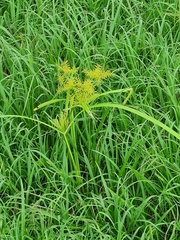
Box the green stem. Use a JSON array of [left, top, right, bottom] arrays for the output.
[[70, 109, 81, 182], [63, 133, 81, 184]]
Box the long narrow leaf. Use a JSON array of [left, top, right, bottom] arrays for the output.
[[33, 99, 66, 111], [90, 103, 180, 140]]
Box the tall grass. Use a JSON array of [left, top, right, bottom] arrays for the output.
[[0, 0, 180, 239]]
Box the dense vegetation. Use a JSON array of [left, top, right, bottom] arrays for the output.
[[0, 0, 180, 239]]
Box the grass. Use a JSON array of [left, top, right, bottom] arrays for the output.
[[0, 0, 180, 239]]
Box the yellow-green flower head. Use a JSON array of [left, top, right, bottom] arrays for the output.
[[83, 79, 95, 95], [58, 75, 64, 85], [63, 78, 75, 91], [53, 112, 68, 133], [70, 78, 95, 104], [59, 61, 78, 75], [57, 62, 112, 110], [83, 65, 112, 85]]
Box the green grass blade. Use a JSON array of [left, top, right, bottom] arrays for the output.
[[90, 103, 180, 140]]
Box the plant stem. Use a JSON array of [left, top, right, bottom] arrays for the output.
[[63, 133, 82, 184]]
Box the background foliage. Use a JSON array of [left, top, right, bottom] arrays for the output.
[[0, 0, 180, 239]]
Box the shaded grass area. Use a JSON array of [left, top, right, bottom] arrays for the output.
[[0, 0, 180, 239]]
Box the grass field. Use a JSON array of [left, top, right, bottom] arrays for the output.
[[0, 0, 180, 239]]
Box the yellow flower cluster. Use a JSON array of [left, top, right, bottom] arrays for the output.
[[57, 62, 112, 106], [58, 61, 78, 75], [83, 65, 112, 85], [75, 78, 96, 104]]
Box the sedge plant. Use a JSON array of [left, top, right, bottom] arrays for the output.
[[33, 62, 180, 185], [1, 62, 180, 185], [34, 62, 133, 184]]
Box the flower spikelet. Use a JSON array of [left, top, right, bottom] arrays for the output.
[[57, 61, 77, 92], [75, 79, 96, 104], [84, 65, 112, 85], [63, 78, 75, 91], [83, 79, 95, 95], [53, 111, 68, 133], [59, 61, 78, 75]]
